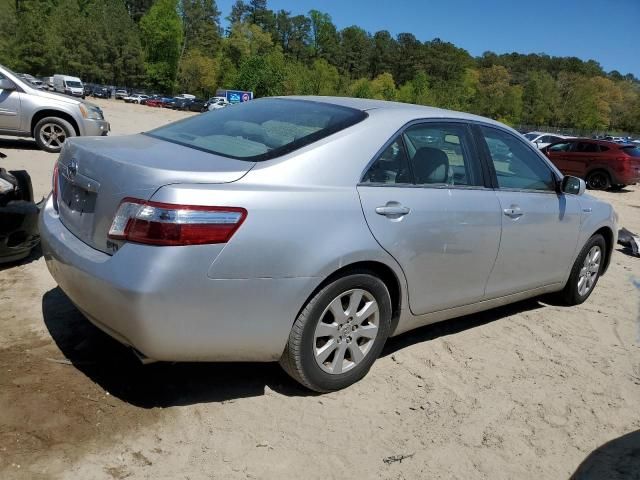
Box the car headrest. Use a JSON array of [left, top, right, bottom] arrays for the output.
[[412, 147, 450, 184]]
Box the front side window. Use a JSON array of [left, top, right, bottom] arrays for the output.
[[361, 137, 412, 184], [480, 125, 557, 191], [147, 98, 367, 161], [402, 123, 482, 186], [549, 142, 572, 152]]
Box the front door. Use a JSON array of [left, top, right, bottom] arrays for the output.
[[477, 125, 582, 298], [0, 74, 21, 131], [358, 121, 502, 315]]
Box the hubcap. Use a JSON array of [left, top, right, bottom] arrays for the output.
[[577, 245, 601, 297], [39, 123, 66, 149], [313, 288, 379, 374]]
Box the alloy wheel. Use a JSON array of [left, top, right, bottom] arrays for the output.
[[39, 123, 66, 149], [577, 245, 601, 296], [313, 288, 379, 374]]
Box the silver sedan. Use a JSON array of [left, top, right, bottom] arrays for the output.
[[40, 97, 617, 391]]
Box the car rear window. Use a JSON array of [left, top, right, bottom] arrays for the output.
[[146, 98, 367, 161], [622, 146, 640, 157]]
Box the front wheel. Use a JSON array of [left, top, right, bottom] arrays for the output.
[[280, 272, 392, 392], [33, 117, 75, 153], [557, 234, 606, 305]]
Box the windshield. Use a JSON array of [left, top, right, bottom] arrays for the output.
[[523, 133, 539, 141], [65, 81, 82, 88], [146, 98, 367, 161]]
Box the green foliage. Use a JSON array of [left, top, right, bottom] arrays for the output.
[[139, 0, 183, 92], [1, 0, 638, 133]]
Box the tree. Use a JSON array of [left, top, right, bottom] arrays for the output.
[[522, 70, 559, 125], [370, 30, 396, 78], [178, 48, 219, 96], [140, 0, 183, 92], [308, 9, 339, 61], [180, 0, 222, 53], [338, 26, 371, 78]]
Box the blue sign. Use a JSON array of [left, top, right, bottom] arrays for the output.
[[218, 90, 253, 104]]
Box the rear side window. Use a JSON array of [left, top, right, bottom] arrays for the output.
[[146, 98, 367, 161], [361, 137, 413, 184], [622, 146, 640, 157], [575, 142, 599, 153], [480, 126, 557, 191], [402, 123, 482, 186]]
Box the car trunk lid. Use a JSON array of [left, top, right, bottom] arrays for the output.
[[56, 134, 255, 254]]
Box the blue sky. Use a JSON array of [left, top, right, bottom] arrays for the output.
[[217, 0, 640, 77]]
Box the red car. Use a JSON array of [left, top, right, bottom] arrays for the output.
[[542, 138, 640, 190], [145, 98, 164, 108]]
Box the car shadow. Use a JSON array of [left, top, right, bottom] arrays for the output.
[[382, 298, 545, 357], [42, 287, 317, 408], [43, 287, 547, 408], [0, 137, 40, 151], [570, 430, 640, 479], [616, 246, 639, 259], [0, 244, 43, 271]]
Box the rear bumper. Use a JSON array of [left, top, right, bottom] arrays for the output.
[[39, 196, 315, 362]]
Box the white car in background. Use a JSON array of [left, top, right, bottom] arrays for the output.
[[124, 94, 149, 104], [524, 132, 569, 149], [207, 96, 229, 111]]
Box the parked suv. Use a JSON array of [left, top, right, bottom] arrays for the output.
[[542, 138, 640, 190], [0, 64, 109, 152]]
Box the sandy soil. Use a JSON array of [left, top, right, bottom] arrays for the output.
[[1, 99, 639, 480]]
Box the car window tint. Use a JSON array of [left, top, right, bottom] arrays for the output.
[[402, 123, 481, 186], [361, 137, 413, 184], [549, 142, 572, 152], [599, 145, 610, 152], [480, 126, 556, 191], [576, 142, 599, 153]]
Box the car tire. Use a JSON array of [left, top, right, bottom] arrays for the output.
[[586, 170, 611, 190], [557, 234, 606, 306], [33, 117, 75, 153], [280, 271, 392, 392]]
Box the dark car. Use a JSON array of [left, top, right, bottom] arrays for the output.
[[171, 97, 193, 110], [186, 98, 207, 112], [92, 87, 111, 99], [0, 152, 41, 264], [542, 138, 640, 190]]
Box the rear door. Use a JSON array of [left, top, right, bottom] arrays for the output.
[[358, 121, 502, 315], [476, 125, 581, 297]]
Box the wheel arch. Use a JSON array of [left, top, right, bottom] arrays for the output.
[[297, 260, 404, 335], [585, 168, 613, 187], [593, 226, 614, 275], [31, 110, 80, 137]]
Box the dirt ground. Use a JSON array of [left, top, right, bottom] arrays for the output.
[[1, 99, 639, 480]]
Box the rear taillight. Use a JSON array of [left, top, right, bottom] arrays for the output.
[[108, 198, 247, 246], [52, 162, 59, 212]]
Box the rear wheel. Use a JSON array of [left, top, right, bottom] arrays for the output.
[[586, 170, 611, 190], [557, 234, 606, 305], [34, 117, 75, 153], [280, 272, 392, 392]]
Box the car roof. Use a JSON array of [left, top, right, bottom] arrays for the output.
[[277, 96, 509, 129]]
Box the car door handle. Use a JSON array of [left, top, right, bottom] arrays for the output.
[[503, 207, 524, 218], [375, 204, 411, 217]]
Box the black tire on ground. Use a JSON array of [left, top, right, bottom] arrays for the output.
[[586, 170, 611, 190], [33, 117, 75, 153], [280, 271, 393, 392], [557, 234, 606, 306], [609, 184, 625, 191]]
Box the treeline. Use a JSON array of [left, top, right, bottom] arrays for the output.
[[1, 0, 639, 132]]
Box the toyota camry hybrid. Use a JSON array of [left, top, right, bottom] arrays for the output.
[[40, 97, 618, 392]]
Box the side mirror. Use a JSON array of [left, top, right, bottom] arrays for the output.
[[0, 78, 16, 91], [561, 175, 586, 195]]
